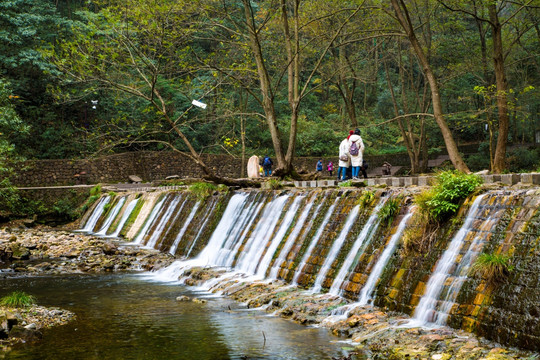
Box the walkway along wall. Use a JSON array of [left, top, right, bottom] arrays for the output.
[[78, 186, 540, 351]]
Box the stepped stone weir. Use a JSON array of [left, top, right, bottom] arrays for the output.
[[78, 187, 540, 351]]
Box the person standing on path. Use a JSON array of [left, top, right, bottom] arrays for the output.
[[338, 134, 350, 181], [348, 128, 365, 180], [262, 155, 273, 177], [327, 161, 334, 177], [316, 159, 323, 174]]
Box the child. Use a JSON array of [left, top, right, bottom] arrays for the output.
[[327, 161, 334, 176]]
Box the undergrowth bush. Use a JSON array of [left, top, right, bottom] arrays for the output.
[[357, 190, 375, 210], [415, 170, 483, 223], [471, 253, 514, 285], [266, 179, 282, 190], [378, 197, 399, 227], [188, 182, 218, 199], [0, 291, 36, 308]]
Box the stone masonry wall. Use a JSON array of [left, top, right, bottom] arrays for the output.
[[11, 151, 412, 187]]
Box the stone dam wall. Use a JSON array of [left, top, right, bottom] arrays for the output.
[[79, 187, 540, 350]]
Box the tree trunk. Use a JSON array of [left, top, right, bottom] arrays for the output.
[[391, 0, 470, 173], [489, 4, 509, 173], [242, 0, 287, 172]]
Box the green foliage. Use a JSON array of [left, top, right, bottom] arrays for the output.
[[0, 291, 36, 308], [507, 147, 540, 172], [357, 190, 375, 210], [188, 182, 217, 199], [471, 253, 514, 285], [378, 198, 399, 227], [338, 180, 352, 187], [90, 185, 102, 197], [416, 171, 483, 222], [266, 179, 282, 190]]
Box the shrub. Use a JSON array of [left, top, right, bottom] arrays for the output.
[[338, 180, 352, 187], [0, 291, 36, 308], [266, 179, 282, 190], [357, 190, 375, 210], [188, 182, 218, 199], [416, 170, 483, 222], [507, 147, 539, 172], [471, 253, 514, 285], [378, 197, 399, 227]]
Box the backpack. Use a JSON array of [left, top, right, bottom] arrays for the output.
[[349, 141, 359, 156], [263, 157, 271, 166]]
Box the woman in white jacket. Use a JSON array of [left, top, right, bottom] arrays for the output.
[[338, 134, 351, 181], [348, 128, 365, 179]]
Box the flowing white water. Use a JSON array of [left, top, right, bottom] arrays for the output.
[[292, 197, 339, 285], [145, 195, 183, 249], [193, 193, 250, 266], [157, 195, 188, 248], [234, 195, 290, 276], [169, 200, 201, 255], [107, 198, 139, 238], [255, 196, 305, 278], [218, 196, 268, 267], [185, 199, 218, 258], [357, 208, 414, 305], [311, 205, 361, 293], [328, 198, 386, 296], [80, 196, 110, 232], [268, 195, 320, 280], [133, 195, 167, 244], [411, 194, 490, 325], [94, 197, 126, 236]]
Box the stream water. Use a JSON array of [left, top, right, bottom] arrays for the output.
[[2, 274, 348, 360]]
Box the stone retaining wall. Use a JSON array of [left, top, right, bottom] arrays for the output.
[[11, 151, 413, 187]]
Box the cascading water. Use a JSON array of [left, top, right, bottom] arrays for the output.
[[411, 194, 490, 325], [168, 200, 200, 255], [234, 194, 290, 275], [107, 198, 139, 238], [357, 208, 414, 305], [268, 193, 321, 280], [80, 196, 110, 232], [311, 205, 360, 293], [255, 196, 305, 278], [292, 197, 339, 286], [94, 197, 126, 236], [328, 198, 386, 296], [185, 199, 218, 258], [145, 195, 183, 249], [133, 195, 167, 244]]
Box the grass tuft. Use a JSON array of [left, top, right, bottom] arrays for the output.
[[0, 291, 36, 308]]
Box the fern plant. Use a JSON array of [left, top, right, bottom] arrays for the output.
[[378, 198, 399, 227], [188, 182, 218, 200]]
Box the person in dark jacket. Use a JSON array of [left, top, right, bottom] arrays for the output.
[[262, 155, 273, 177]]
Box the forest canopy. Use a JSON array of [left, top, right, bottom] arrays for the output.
[[2, 0, 539, 176]]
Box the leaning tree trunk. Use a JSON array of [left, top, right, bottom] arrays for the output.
[[391, 0, 470, 173]]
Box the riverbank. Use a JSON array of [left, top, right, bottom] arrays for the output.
[[180, 267, 539, 360], [0, 226, 175, 355]]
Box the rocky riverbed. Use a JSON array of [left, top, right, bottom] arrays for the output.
[[0, 225, 175, 354], [181, 267, 539, 360]]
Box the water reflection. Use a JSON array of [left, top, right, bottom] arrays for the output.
[[2, 274, 345, 360]]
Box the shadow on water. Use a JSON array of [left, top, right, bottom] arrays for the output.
[[2, 274, 349, 360]]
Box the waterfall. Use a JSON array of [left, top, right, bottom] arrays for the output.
[[311, 205, 361, 293], [328, 198, 386, 296], [358, 208, 414, 305], [133, 195, 167, 244], [292, 197, 339, 285], [234, 194, 290, 275], [107, 198, 139, 238], [255, 196, 305, 278], [145, 195, 183, 249], [185, 199, 218, 258], [94, 197, 127, 236], [268, 194, 321, 280], [195, 193, 250, 266], [80, 196, 110, 232], [169, 200, 201, 255], [411, 194, 490, 325]]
